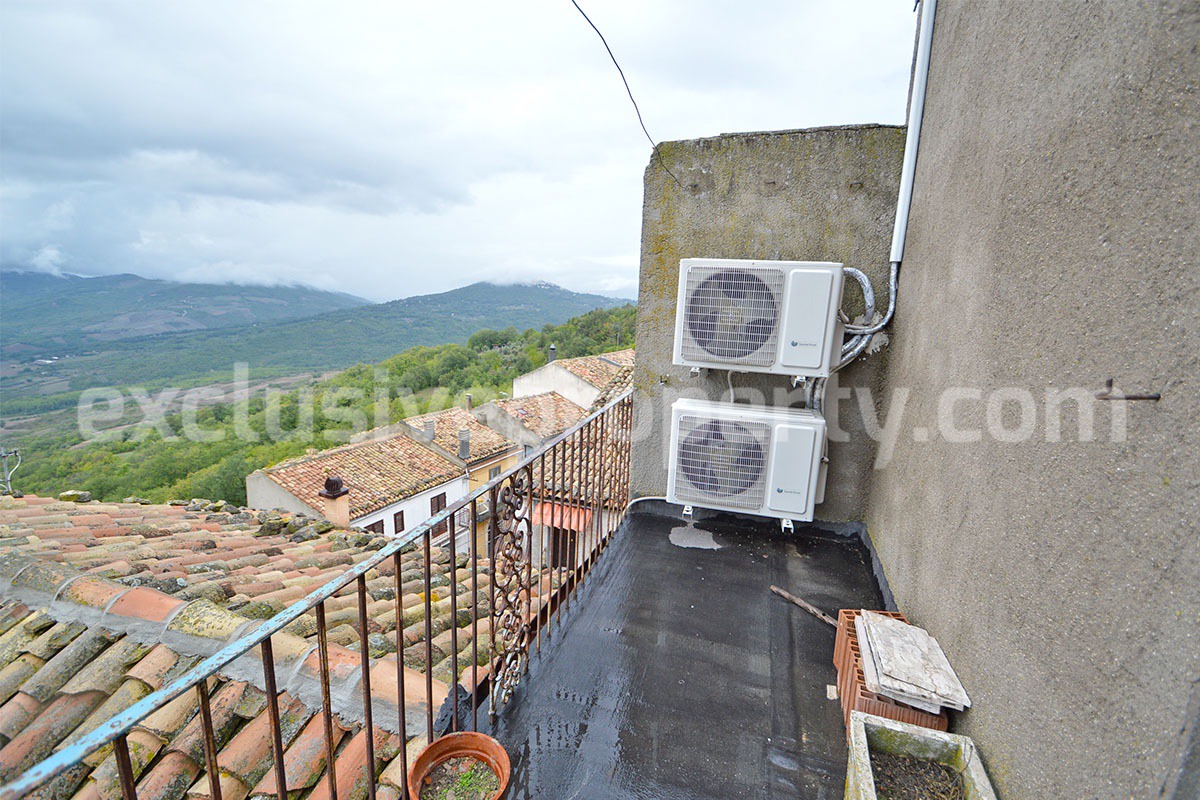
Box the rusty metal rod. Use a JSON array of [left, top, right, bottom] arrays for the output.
[[770, 585, 838, 627], [113, 734, 137, 800], [487, 483, 498, 723], [470, 496, 480, 733], [392, 552, 409, 800], [0, 391, 635, 800], [356, 576, 377, 800], [316, 602, 339, 800], [260, 637, 289, 800], [196, 680, 224, 800], [423, 530, 434, 742]]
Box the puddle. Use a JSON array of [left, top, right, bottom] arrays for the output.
[[668, 525, 723, 550]]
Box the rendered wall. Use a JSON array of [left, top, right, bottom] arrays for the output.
[[631, 124, 905, 521], [513, 364, 600, 409], [863, 2, 1200, 798], [353, 476, 468, 537], [245, 472, 321, 517]]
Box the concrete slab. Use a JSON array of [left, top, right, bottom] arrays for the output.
[[491, 502, 884, 799]]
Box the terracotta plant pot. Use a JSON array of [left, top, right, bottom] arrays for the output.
[[407, 731, 511, 800]]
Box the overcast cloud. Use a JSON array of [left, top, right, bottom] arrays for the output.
[[0, 1, 916, 301]]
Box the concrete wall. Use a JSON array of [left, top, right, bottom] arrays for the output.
[[472, 404, 541, 450], [513, 364, 600, 409], [245, 472, 321, 517], [631, 124, 905, 521], [354, 476, 468, 537], [863, 2, 1200, 798]]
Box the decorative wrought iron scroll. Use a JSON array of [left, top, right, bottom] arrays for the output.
[[490, 465, 534, 709]]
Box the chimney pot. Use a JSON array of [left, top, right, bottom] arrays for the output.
[[458, 429, 470, 460], [424, 420, 435, 440], [318, 474, 350, 528], [465, 392, 473, 411], [548, 344, 557, 362]]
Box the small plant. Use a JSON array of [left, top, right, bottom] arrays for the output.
[[419, 756, 500, 800]]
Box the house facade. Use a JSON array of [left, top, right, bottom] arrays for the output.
[[513, 348, 635, 409], [245, 434, 467, 538], [472, 391, 587, 451]]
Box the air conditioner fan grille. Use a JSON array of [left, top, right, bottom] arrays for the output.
[[674, 415, 769, 509], [681, 267, 784, 366]]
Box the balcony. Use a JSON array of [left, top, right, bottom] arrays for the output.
[[492, 503, 884, 798], [0, 390, 883, 800]]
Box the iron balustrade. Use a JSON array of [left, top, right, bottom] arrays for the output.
[[0, 391, 633, 800]]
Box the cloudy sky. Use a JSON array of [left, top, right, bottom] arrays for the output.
[[1, 1, 917, 302]]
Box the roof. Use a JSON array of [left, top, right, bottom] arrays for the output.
[[261, 436, 462, 519], [493, 392, 586, 439], [0, 493, 534, 800], [588, 364, 634, 413], [554, 349, 635, 390], [399, 407, 516, 465]]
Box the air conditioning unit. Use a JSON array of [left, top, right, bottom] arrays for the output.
[[673, 259, 845, 377], [667, 398, 827, 522]]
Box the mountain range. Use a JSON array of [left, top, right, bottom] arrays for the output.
[[0, 271, 632, 411]]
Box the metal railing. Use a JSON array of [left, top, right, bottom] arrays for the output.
[[0, 391, 633, 800]]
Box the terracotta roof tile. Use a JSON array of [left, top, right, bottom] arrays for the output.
[[0, 493, 547, 800], [261, 435, 463, 518], [136, 748, 202, 800], [399, 406, 517, 464], [588, 363, 635, 412], [126, 644, 179, 691], [493, 391, 587, 438], [250, 712, 347, 797], [0, 689, 105, 781], [0, 692, 41, 745], [554, 348, 635, 388]]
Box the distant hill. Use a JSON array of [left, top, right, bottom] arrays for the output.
[[0, 271, 370, 350], [0, 278, 630, 408]]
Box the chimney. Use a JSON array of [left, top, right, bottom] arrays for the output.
[[458, 429, 470, 460], [548, 344, 557, 362], [423, 420, 436, 441], [464, 392, 473, 411], [318, 474, 350, 528]]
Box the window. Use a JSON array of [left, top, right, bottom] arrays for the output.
[[393, 510, 405, 534], [488, 465, 502, 480], [431, 492, 447, 535], [364, 520, 384, 534]]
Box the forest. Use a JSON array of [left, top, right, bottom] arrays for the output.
[[8, 304, 636, 505]]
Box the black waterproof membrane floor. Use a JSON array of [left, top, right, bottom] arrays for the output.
[[490, 501, 885, 799]]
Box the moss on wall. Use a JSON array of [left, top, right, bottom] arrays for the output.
[[631, 125, 906, 522]]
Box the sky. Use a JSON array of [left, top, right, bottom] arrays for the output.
[[0, 1, 918, 302]]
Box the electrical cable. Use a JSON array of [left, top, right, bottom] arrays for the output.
[[569, 0, 684, 189]]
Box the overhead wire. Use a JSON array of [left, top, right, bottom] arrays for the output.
[[569, 0, 685, 189]]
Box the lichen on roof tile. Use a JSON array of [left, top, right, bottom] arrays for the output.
[[0, 690, 106, 781], [494, 391, 587, 438], [61, 637, 152, 696], [555, 348, 635, 388], [22, 628, 117, 703], [261, 434, 464, 519], [399, 406, 517, 463]]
